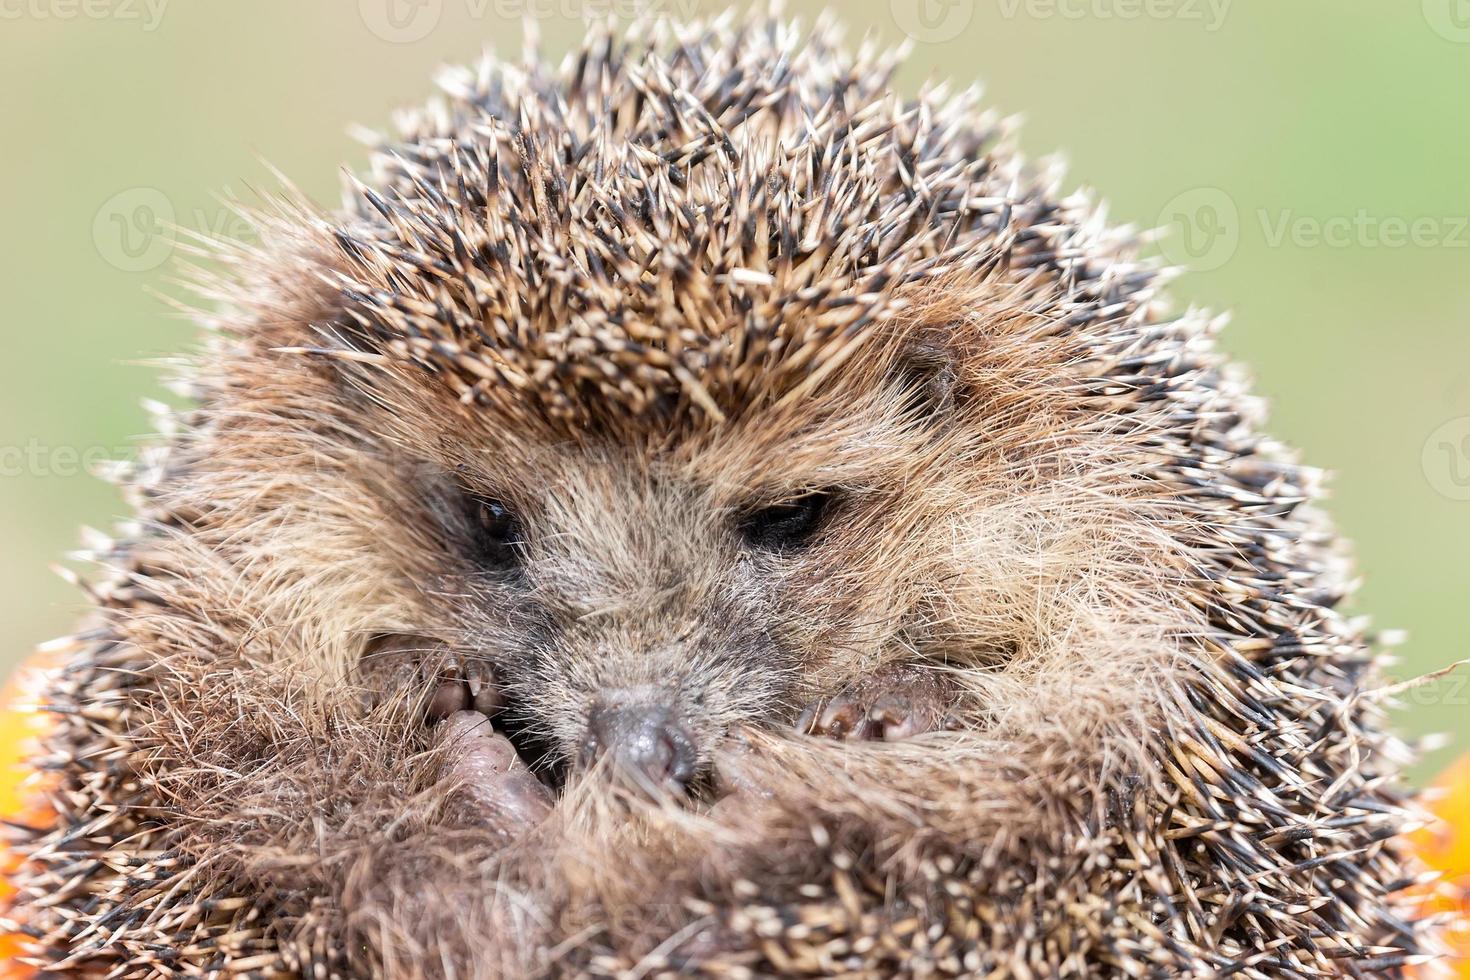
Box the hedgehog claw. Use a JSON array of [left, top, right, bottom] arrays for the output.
[[462, 659, 505, 717], [815, 693, 877, 740], [797, 671, 951, 742], [357, 634, 509, 724]]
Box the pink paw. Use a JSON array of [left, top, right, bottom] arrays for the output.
[[438, 710, 553, 832]]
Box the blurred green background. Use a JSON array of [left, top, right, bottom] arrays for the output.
[[1, 1, 1466, 780]]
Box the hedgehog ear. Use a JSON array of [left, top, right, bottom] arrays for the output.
[[890, 336, 958, 423]]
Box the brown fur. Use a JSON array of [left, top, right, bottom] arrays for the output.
[[7, 12, 1433, 978]]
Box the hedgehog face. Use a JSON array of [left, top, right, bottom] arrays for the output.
[[343, 345, 968, 795]]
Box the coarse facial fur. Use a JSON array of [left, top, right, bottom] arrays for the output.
[[272, 284, 1148, 783], [8, 13, 1436, 980]]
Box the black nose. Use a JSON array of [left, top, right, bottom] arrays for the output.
[[581, 699, 698, 791]]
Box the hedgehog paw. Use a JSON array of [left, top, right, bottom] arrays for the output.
[[359, 636, 546, 832], [359, 633, 503, 722], [439, 709, 553, 832], [796, 669, 954, 742], [424, 658, 503, 722]]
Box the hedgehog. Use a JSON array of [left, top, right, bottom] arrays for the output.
[[3, 11, 1442, 979]]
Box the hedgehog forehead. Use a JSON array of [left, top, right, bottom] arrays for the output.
[[346, 323, 939, 515], [390, 349, 929, 497], [327, 195, 941, 435], [311, 29, 1003, 431]]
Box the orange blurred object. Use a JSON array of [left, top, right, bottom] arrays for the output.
[[0, 651, 57, 980], [1413, 752, 1470, 978]]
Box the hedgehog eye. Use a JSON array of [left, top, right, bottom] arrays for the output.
[[738, 491, 834, 551], [466, 495, 524, 570]]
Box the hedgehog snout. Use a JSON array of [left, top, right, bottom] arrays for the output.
[[579, 690, 699, 793]]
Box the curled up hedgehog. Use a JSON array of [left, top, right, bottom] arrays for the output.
[[2, 11, 1449, 979]]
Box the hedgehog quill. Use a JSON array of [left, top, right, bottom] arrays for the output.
[[4, 11, 1442, 979]]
